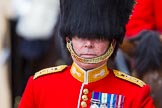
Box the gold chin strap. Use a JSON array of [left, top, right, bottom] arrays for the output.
[[66, 40, 114, 64]]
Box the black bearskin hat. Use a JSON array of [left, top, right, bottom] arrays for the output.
[[59, 0, 135, 61], [59, 0, 135, 44]]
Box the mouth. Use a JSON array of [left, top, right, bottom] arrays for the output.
[[80, 54, 97, 58]]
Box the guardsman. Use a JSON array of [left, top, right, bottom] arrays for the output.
[[18, 0, 155, 107]]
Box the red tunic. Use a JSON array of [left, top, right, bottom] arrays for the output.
[[18, 63, 155, 108], [126, 0, 162, 38]]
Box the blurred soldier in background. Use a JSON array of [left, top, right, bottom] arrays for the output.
[[120, 0, 162, 107], [120, 0, 162, 74]]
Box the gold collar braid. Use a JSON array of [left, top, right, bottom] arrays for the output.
[[66, 40, 114, 64]]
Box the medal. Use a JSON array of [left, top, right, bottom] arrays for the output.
[[90, 92, 100, 108], [90, 103, 99, 108], [100, 103, 108, 108]]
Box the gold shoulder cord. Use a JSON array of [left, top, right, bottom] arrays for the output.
[[113, 70, 146, 87], [33, 65, 67, 79], [66, 41, 114, 64]]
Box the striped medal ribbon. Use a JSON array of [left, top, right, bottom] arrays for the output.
[[91, 92, 125, 108]]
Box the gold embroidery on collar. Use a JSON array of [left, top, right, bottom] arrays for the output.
[[70, 63, 109, 83]]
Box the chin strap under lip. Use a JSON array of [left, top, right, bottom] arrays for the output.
[[66, 40, 114, 64]]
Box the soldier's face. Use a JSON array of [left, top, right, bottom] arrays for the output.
[[70, 36, 110, 70]]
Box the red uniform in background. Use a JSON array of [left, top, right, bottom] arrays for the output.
[[126, 0, 162, 38], [18, 63, 155, 108]]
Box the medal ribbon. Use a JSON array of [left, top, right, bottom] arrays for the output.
[[91, 92, 125, 108]]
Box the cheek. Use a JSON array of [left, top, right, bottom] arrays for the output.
[[95, 45, 108, 55], [72, 42, 81, 54]]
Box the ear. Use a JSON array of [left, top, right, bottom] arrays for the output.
[[66, 37, 70, 42]]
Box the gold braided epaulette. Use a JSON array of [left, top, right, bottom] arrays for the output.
[[33, 65, 67, 79], [113, 70, 146, 87]]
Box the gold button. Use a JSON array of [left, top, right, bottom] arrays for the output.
[[82, 95, 88, 101], [83, 89, 89, 95], [81, 101, 87, 107]]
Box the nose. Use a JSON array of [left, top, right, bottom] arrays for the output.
[[84, 40, 94, 48]]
